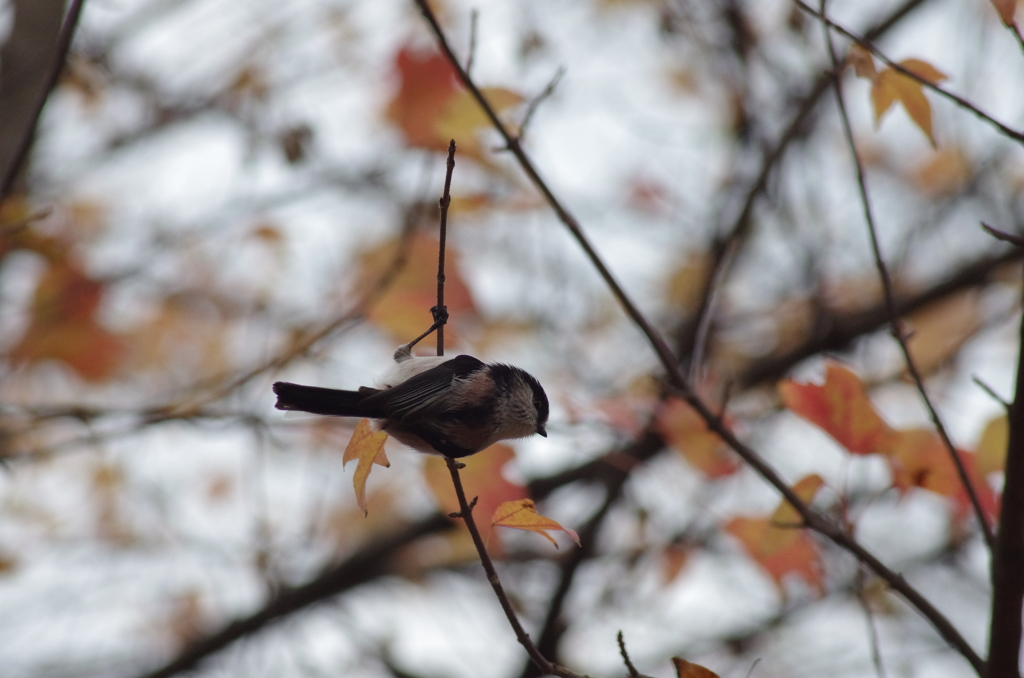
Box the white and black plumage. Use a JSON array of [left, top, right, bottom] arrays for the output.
[[273, 353, 549, 458]]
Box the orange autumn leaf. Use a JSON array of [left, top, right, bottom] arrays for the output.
[[779, 362, 894, 455], [357, 231, 476, 343], [342, 419, 390, 516], [879, 428, 999, 523], [725, 474, 825, 594], [9, 260, 124, 381], [491, 498, 581, 548], [423, 444, 529, 541], [871, 59, 947, 147], [672, 658, 721, 678], [656, 397, 738, 478]]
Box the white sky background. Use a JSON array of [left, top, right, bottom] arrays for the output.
[[0, 0, 1022, 676]]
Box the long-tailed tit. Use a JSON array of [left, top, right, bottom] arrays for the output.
[[273, 348, 549, 458]]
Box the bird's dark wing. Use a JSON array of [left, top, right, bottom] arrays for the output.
[[366, 355, 485, 424]]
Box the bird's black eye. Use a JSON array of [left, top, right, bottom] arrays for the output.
[[533, 398, 540, 410]]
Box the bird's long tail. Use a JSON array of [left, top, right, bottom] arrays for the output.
[[273, 382, 373, 417]]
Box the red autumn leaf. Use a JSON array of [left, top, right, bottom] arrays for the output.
[[342, 419, 390, 516], [384, 44, 523, 162], [779, 361, 894, 455], [725, 474, 825, 595], [9, 260, 124, 381], [656, 397, 738, 478], [423, 443, 530, 541], [672, 658, 721, 678], [385, 46, 461, 152], [491, 498, 581, 548]]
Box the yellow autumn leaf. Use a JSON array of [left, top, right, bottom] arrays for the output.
[[870, 59, 947, 147], [977, 414, 1008, 476], [342, 418, 390, 516], [434, 87, 524, 161], [491, 498, 581, 548]]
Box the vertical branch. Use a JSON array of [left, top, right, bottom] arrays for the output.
[[435, 139, 456, 356], [430, 139, 581, 678], [819, 3, 996, 552], [987, 267, 1024, 678]]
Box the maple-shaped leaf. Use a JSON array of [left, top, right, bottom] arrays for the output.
[[990, 0, 1018, 27], [879, 428, 999, 523], [491, 498, 580, 548], [672, 658, 721, 678], [356, 231, 476, 343], [342, 418, 390, 516], [385, 46, 460, 151], [423, 443, 530, 542], [9, 260, 124, 381], [779, 362, 894, 455], [871, 59, 947, 147], [725, 474, 825, 595], [656, 397, 738, 478]]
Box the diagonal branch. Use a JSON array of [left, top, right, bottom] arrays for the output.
[[412, 1, 984, 672], [0, 0, 87, 198], [820, 1, 995, 551]]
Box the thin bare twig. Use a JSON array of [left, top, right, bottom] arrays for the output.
[[518, 67, 565, 144], [617, 631, 641, 678], [796, 0, 1024, 146], [982, 222, 1024, 248], [466, 10, 478, 76], [855, 570, 889, 678], [820, 0, 995, 553], [429, 139, 584, 677], [444, 458, 585, 678], [973, 375, 1011, 410], [436, 140, 455, 355], [412, 1, 984, 671]]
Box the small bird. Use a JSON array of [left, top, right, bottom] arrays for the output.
[[273, 349, 549, 458]]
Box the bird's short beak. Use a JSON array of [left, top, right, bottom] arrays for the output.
[[537, 424, 547, 437]]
